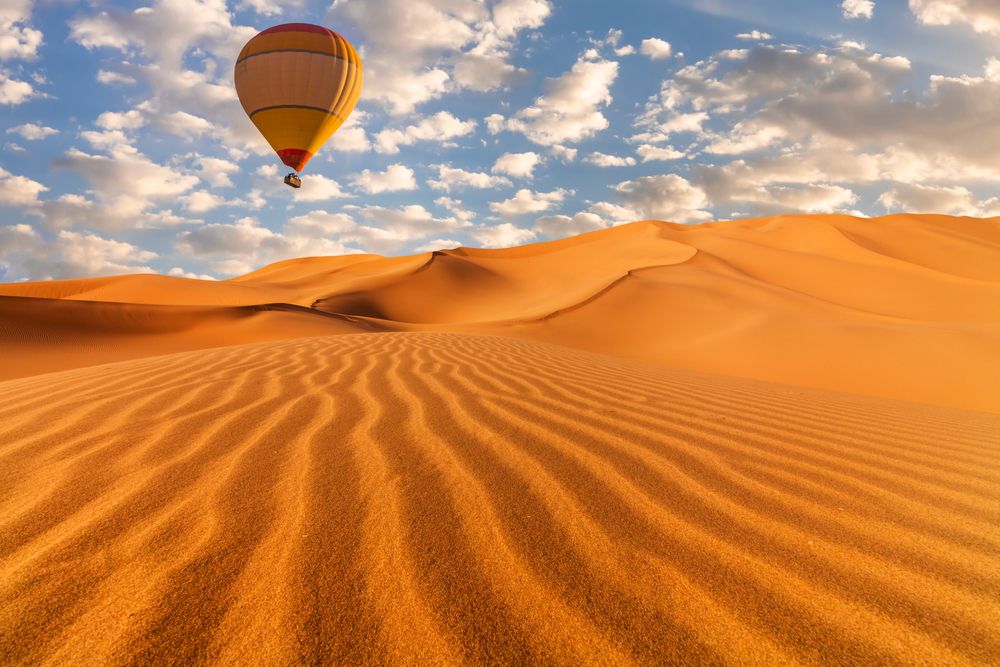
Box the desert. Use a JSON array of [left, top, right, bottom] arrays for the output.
[[1, 214, 998, 664]]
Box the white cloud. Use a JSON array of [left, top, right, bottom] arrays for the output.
[[640, 38, 672, 60], [374, 111, 477, 154], [328, 110, 372, 153], [54, 146, 198, 223], [492, 56, 619, 146], [356, 203, 471, 240], [534, 212, 607, 239], [6, 123, 56, 140], [550, 144, 578, 161], [96, 69, 137, 86], [878, 183, 1000, 216], [615, 45, 636, 56], [0, 166, 46, 207], [434, 196, 475, 224], [330, 0, 551, 113], [0, 0, 42, 61], [68, 0, 263, 157], [295, 174, 352, 202], [96, 109, 146, 131], [613, 175, 711, 223], [0, 70, 34, 104], [490, 187, 570, 217], [589, 201, 641, 225], [636, 144, 685, 162], [168, 266, 216, 280], [414, 237, 462, 252], [351, 164, 418, 194], [736, 30, 773, 40], [492, 152, 541, 179], [471, 222, 537, 248], [183, 190, 226, 213], [842, 0, 875, 20], [428, 165, 511, 192], [236, 0, 302, 16], [584, 152, 637, 167], [1, 225, 158, 280], [909, 0, 1000, 34], [196, 156, 240, 188]]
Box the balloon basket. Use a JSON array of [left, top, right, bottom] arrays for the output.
[[284, 173, 302, 189]]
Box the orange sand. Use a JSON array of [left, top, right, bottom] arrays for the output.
[[0, 214, 998, 664]]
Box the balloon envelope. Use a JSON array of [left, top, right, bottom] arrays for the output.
[[234, 23, 363, 173]]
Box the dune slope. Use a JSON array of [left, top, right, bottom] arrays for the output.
[[0, 214, 997, 410], [0, 333, 997, 665]]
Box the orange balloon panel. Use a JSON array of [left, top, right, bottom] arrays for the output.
[[234, 23, 363, 173]]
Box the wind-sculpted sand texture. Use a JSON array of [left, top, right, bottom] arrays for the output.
[[1, 333, 998, 665]]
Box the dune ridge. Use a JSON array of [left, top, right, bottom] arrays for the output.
[[0, 333, 998, 665], [1, 214, 998, 410]]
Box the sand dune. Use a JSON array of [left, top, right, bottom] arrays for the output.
[[0, 214, 997, 409], [0, 333, 997, 665], [1, 215, 998, 663]]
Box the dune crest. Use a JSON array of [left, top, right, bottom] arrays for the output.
[[1, 214, 997, 410]]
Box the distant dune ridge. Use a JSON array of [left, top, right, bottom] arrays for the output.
[[1, 214, 998, 409], [1, 214, 999, 664]]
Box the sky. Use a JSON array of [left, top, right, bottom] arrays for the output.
[[1, 0, 999, 281]]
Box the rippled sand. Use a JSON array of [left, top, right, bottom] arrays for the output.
[[1, 334, 997, 664], [1, 214, 998, 664]]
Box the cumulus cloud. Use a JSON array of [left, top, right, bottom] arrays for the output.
[[69, 0, 264, 157], [640, 38, 672, 60], [636, 145, 685, 162], [637, 42, 1000, 216], [842, 0, 875, 20], [490, 55, 619, 146], [550, 144, 578, 161], [0, 0, 42, 61], [295, 174, 352, 202], [0, 224, 158, 280], [736, 30, 773, 40], [374, 111, 477, 154], [413, 238, 462, 252], [6, 123, 56, 140], [490, 187, 570, 217], [351, 164, 418, 194], [96, 69, 137, 86], [355, 203, 471, 241], [909, 0, 1000, 34], [0, 166, 46, 207], [584, 152, 637, 167], [533, 212, 606, 239], [0, 69, 35, 103], [878, 184, 1000, 216], [613, 175, 711, 222], [428, 165, 511, 192], [471, 222, 537, 248], [330, 0, 551, 113], [492, 152, 541, 179], [196, 156, 240, 188], [328, 110, 372, 153]]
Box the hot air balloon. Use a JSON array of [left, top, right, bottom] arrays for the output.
[[234, 23, 363, 189]]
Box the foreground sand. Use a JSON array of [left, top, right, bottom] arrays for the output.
[[0, 333, 998, 665]]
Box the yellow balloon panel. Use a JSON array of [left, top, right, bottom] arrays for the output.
[[251, 107, 346, 157], [234, 23, 363, 173]]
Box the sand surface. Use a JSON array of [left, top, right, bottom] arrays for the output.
[[1, 214, 999, 664]]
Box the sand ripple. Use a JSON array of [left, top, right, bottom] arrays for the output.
[[0, 333, 997, 665]]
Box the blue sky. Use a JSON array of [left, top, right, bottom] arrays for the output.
[[1, 0, 998, 281]]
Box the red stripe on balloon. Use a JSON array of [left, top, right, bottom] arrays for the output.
[[258, 23, 342, 38], [277, 148, 314, 172]]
